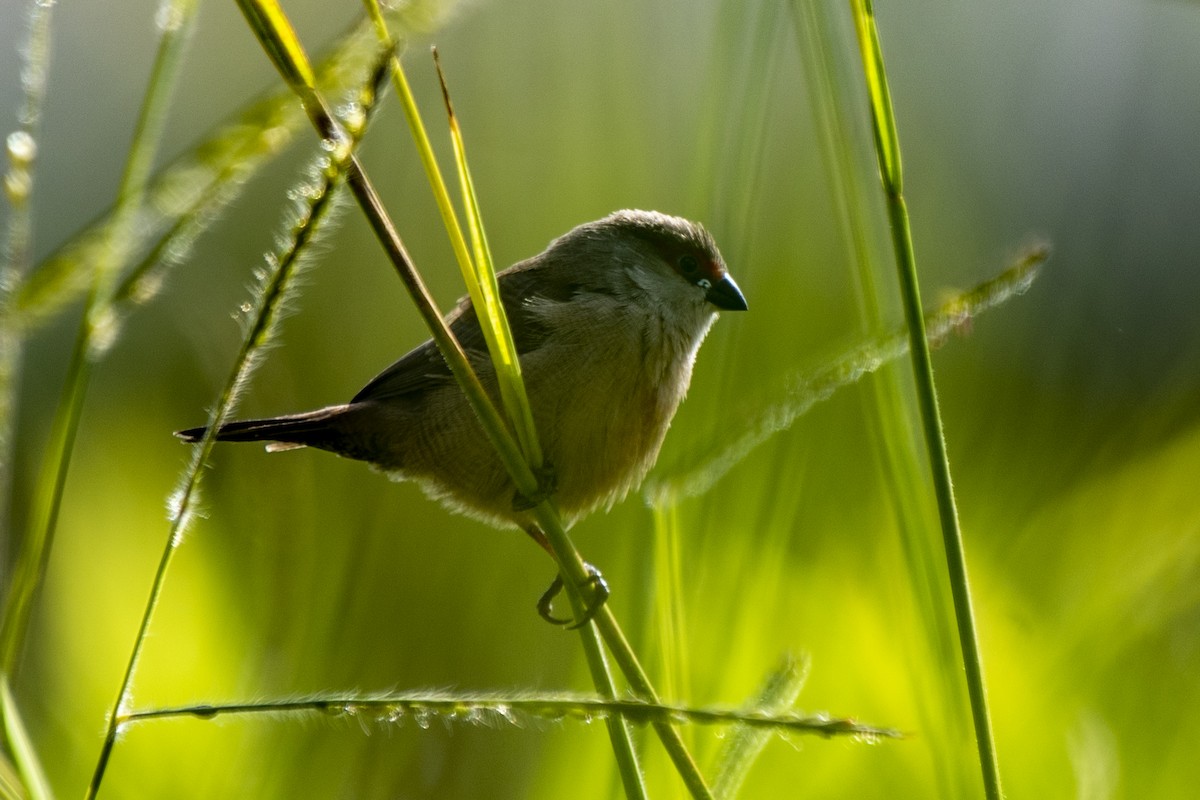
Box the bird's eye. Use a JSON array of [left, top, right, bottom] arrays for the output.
[[678, 254, 700, 276]]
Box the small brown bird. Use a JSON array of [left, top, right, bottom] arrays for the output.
[[178, 210, 745, 531]]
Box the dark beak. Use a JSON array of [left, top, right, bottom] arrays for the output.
[[705, 274, 748, 311]]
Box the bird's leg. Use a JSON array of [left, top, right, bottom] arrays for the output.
[[535, 575, 573, 626], [511, 461, 558, 511], [536, 566, 609, 629], [521, 523, 609, 628]]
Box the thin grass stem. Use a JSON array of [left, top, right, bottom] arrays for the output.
[[711, 654, 811, 799], [0, 677, 51, 800], [0, 17, 60, 800], [0, 0, 199, 682], [848, 2, 1003, 797], [118, 690, 899, 740], [1, 0, 55, 553]]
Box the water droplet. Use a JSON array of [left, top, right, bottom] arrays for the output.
[[339, 103, 366, 135], [4, 170, 32, 205], [155, 3, 184, 33], [6, 131, 36, 165]]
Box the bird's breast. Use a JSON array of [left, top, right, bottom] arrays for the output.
[[521, 310, 702, 518]]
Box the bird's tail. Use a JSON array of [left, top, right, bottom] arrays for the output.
[[175, 406, 352, 452]]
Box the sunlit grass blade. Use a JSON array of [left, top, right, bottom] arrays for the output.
[[13, 18, 386, 328], [0, 0, 200, 683], [118, 688, 899, 742], [432, 47, 543, 467], [649, 503, 690, 706], [0, 677, 50, 800], [84, 66, 381, 799], [848, 2, 1004, 797], [711, 653, 811, 799]]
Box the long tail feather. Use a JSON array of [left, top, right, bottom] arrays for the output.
[[175, 406, 350, 448]]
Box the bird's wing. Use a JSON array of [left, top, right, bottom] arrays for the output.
[[350, 336, 453, 403], [350, 259, 577, 404]]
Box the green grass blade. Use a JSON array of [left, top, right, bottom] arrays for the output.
[[360, 9, 544, 469], [369, 10, 659, 795], [432, 48, 543, 468], [848, 2, 1004, 797], [711, 653, 811, 799], [118, 689, 899, 742], [0, 677, 51, 800], [358, 4, 480, 335]]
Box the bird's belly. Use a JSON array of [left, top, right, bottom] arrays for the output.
[[535, 358, 684, 520]]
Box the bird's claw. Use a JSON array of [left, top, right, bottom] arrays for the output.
[[536, 564, 609, 629], [512, 462, 558, 511]]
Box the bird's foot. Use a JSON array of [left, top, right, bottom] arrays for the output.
[[536, 563, 609, 629], [512, 462, 558, 511]]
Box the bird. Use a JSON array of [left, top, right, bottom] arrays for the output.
[[178, 209, 745, 537]]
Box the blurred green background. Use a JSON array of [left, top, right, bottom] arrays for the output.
[[3, 0, 1199, 797]]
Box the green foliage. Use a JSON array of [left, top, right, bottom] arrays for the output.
[[2, 0, 1198, 798]]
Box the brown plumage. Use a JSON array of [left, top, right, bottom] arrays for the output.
[[178, 210, 746, 528]]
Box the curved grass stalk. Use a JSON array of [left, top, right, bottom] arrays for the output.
[[848, 2, 1004, 797]]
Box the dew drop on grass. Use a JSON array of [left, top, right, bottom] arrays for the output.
[[413, 707, 432, 730], [6, 131, 36, 166], [4, 170, 31, 206], [338, 102, 365, 135], [155, 2, 184, 33], [4, 131, 35, 205]]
